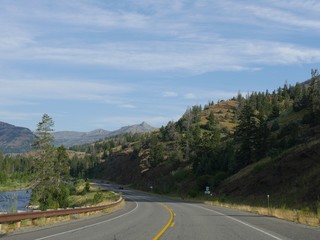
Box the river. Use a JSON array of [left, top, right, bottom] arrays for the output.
[[0, 190, 32, 213]]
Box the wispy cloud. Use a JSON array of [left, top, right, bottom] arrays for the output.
[[0, 78, 132, 105], [1, 1, 319, 75], [3, 40, 320, 73]]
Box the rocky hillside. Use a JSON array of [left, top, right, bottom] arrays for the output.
[[0, 121, 36, 153]]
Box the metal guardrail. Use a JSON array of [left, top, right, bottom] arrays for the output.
[[0, 197, 123, 223]]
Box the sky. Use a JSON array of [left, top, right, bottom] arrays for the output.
[[1, 0, 320, 132]]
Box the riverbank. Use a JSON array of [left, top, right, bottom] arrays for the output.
[[0, 182, 30, 192]]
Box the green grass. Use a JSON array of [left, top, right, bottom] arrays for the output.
[[68, 184, 119, 208], [0, 181, 30, 191]]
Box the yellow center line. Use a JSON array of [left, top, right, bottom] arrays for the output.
[[152, 204, 174, 240]]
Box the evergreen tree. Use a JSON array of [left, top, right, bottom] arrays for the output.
[[235, 105, 259, 168], [309, 69, 320, 124], [31, 114, 70, 209]]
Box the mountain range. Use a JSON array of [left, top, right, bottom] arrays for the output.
[[0, 121, 156, 153], [53, 122, 155, 147]]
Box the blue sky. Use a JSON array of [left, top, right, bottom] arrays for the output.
[[1, 0, 320, 131]]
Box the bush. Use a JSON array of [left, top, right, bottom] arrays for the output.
[[188, 190, 198, 198], [93, 192, 104, 205]]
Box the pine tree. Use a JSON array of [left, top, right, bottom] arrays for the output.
[[32, 114, 56, 208], [310, 69, 320, 124], [235, 105, 260, 168], [31, 114, 70, 209]]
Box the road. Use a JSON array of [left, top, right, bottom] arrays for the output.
[[2, 184, 320, 240]]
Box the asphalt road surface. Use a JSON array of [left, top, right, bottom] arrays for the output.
[[2, 184, 320, 240]]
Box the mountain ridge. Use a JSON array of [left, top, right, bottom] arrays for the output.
[[52, 122, 156, 147], [0, 121, 156, 153]]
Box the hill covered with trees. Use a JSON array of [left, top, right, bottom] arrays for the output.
[[72, 69, 320, 212]]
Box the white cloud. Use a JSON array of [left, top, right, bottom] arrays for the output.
[[0, 78, 132, 105], [162, 91, 178, 97], [184, 93, 197, 99], [243, 4, 320, 30]]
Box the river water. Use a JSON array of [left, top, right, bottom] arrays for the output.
[[0, 190, 31, 213]]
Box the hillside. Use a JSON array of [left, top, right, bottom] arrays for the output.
[[80, 74, 320, 212], [0, 121, 35, 153], [217, 125, 320, 209]]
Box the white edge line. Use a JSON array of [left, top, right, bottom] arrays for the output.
[[35, 198, 139, 240], [189, 204, 283, 240]]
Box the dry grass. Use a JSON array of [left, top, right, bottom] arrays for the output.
[[0, 200, 125, 234], [69, 186, 118, 207], [205, 200, 320, 227]]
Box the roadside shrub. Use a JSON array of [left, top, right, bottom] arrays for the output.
[[188, 189, 198, 198], [93, 192, 104, 205]]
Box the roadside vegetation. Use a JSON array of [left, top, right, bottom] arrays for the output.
[[68, 179, 119, 208]]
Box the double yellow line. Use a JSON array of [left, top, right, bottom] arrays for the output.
[[153, 204, 174, 240]]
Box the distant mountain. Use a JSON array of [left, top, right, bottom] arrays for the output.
[[0, 121, 36, 153], [110, 122, 155, 136], [53, 122, 156, 147], [53, 129, 110, 147]]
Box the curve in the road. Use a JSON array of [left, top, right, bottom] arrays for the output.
[[34, 199, 139, 240], [152, 203, 174, 240]]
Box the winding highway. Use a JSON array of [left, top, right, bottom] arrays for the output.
[[2, 184, 320, 240]]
